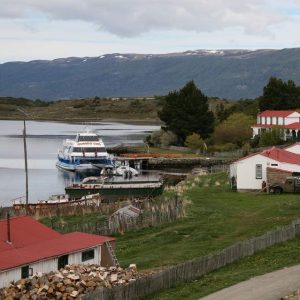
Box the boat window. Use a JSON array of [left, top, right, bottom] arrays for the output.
[[78, 136, 99, 142], [72, 147, 107, 152]]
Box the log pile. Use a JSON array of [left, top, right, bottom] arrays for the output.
[[0, 264, 141, 300]]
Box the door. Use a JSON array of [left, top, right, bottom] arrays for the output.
[[58, 254, 69, 270], [21, 265, 29, 278]]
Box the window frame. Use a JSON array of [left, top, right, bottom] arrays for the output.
[[81, 249, 95, 262], [255, 164, 263, 179]]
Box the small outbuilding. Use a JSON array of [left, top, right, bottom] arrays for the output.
[[0, 216, 116, 288], [230, 147, 300, 191]]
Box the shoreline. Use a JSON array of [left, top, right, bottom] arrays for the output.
[[0, 118, 162, 126]]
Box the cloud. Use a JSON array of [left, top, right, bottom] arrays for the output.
[[0, 0, 294, 37]]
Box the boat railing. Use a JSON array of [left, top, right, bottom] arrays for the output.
[[11, 195, 26, 205]]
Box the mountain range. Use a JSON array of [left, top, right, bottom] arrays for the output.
[[1, 48, 300, 100]]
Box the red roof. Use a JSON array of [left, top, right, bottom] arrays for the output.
[[251, 124, 283, 128], [0, 216, 115, 271], [284, 122, 300, 130], [260, 147, 300, 165], [285, 142, 300, 150], [252, 123, 300, 130], [235, 147, 300, 165], [258, 110, 295, 117], [0, 216, 60, 252]]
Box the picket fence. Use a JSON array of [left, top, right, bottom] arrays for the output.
[[51, 196, 185, 235], [83, 219, 300, 300]]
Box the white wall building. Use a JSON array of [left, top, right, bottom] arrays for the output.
[[230, 147, 300, 191], [285, 143, 300, 154], [252, 110, 300, 140], [0, 216, 116, 288]]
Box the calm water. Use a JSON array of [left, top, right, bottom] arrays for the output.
[[0, 120, 159, 207]]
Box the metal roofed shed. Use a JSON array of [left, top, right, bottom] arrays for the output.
[[0, 216, 116, 288], [111, 205, 141, 219]]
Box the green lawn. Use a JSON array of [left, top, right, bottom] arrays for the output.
[[116, 173, 300, 270], [147, 235, 300, 299], [40, 213, 107, 228]]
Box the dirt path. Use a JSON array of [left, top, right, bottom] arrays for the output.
[[199, 264, 300, 300]]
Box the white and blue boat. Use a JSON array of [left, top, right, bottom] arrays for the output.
[[56, 130, 113, 172]]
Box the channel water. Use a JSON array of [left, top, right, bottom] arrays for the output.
[[0, 120, 159, 207]]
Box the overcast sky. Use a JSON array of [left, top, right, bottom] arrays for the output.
[[1, 0, 300, 63]]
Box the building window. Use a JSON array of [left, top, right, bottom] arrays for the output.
[[82, 249, 95, 262], [21, 266, 33, 278], [271, 163, 278, 166], [58, 255, 69, 270], [256, 164, 262, 179]]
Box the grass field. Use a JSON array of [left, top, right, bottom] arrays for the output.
[[147, 235, 300, 299], [40, 212, 107, 228], [116, 172, 300, 270], [0, 97, 234, 123], [39, 172, 300, 299], [0, 97, 161, 122]]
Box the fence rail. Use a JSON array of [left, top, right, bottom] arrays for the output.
[[51, 196, 185, 235], [83, 219, 300, 300]]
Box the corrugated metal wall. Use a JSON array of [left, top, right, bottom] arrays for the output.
[[0, 268, 21, 288], [0, 246, 101, 288]]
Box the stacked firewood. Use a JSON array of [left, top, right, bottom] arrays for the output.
[[0, 264, 140, 299]]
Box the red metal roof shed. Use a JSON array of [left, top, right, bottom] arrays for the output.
[[0, 216, 115, 271]]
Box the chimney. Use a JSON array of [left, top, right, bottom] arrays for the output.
[[6, 213, 11, 244]]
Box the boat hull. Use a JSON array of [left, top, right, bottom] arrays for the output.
[[65, 184, 164, 201], [56, 156, 113, 172]]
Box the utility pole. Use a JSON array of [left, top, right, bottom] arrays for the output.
[[17, 108, 29, 205]]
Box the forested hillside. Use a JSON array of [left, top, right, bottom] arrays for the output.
[[1, 48, 300, 100]]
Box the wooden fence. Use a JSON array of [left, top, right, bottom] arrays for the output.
[[51, 196, 185, 235], [82, 219, 300, 300]]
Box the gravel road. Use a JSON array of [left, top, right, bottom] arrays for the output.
[[199, 264, 300, 300]]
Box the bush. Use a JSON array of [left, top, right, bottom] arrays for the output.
[[210, 143, 238, 152], [250, 135, 260, 148], [148, 130, 178, 147], [73, 102, 85, 109], [259, 128, 284, 147], [213, 113, 254, 147], [160, 131, 178, 147], [184, 133, 206, 152], [149, 130, 163, 147]]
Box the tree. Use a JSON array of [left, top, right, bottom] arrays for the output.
[[219, 99, 259, 119], [213, 113, 254, 147], [258, 77, 300, 110], [147, 129, 178, 147], [184, 133, 206, 152], [158, 81, 215, 143], [259, 128, 284, 147], [160, 131, 178, 147]]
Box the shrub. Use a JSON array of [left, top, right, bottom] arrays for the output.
[[184, 133, 206, 152], [148, 130, 178, 147], [259, 128, 284, 147]]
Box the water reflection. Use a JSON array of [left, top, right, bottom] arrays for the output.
[[0, 120, 159, 206]]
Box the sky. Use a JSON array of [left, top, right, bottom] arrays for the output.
[[0, 0, 300, 63]]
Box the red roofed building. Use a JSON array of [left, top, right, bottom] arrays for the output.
[[252, 110, 300, 140], [0, 216, 116, 288], [230, 146, 300, 191]]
